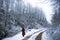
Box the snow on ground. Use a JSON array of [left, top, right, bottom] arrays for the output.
[[3, 27, 60, 40], [28, 31, 40, 40], [3, 28, 46, 40], [42, 27, 60, 40], [42, 31, 53, 40], [28, 28, 46, 40]]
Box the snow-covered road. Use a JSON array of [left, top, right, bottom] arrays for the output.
[[3, 28, 47, 40], [23, 28, 46, 40], [2, 27, 60, 40]]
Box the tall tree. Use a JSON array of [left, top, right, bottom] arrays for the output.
[[51, 0, 60, 27]]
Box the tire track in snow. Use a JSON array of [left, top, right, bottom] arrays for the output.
[[35, 32, 44, 40]]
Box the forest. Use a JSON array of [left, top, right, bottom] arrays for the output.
[[0, 0, 60, 40]]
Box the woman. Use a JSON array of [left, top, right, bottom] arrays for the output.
[[21, 26, 25, 37]]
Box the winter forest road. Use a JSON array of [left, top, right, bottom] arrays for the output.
[[22, 28, 46, 40]]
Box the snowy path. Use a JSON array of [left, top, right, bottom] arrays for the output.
[[3, 28, 47, 40], [3, 27, 60, 40], [22, 29, 42, 40], [28, 29, 46, 40], [23, 28, 46, 40]]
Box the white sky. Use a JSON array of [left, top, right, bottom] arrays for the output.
[[23, 0, 55, 24]]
